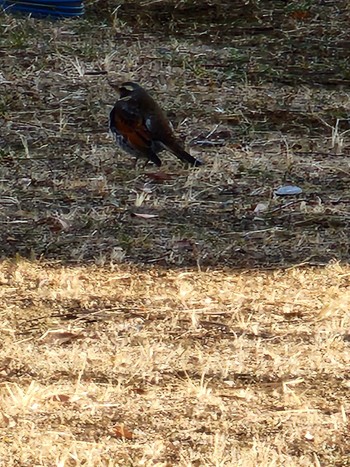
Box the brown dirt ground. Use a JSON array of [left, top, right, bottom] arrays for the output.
[[1, 1, 350, 465]]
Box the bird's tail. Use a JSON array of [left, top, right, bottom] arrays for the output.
[[165, 140, 203, 167]]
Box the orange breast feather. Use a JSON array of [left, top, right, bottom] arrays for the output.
[[114, 112, 151, 152]]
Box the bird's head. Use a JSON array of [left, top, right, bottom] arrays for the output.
[[119, 82, 141, 98]]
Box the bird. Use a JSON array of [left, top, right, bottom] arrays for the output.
[[109, 82, 202, 168]]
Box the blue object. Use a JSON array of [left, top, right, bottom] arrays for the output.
[[275, 185, 303, 196], [1, 0, 84, 17]]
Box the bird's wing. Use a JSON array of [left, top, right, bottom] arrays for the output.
[[110, 98, 153, 152]]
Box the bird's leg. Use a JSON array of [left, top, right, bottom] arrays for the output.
[[142, 159, 150, 169]]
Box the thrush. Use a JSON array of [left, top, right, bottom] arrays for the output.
[[109, 82, 202, 168]]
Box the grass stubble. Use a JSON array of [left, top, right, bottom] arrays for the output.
[[1, 1, 350, 465], [1, 260, 350, 466]]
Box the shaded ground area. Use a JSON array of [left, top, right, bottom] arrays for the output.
[[1, 0, 350, 268]]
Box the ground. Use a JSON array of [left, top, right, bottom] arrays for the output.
[[0, 1, 350, 465]]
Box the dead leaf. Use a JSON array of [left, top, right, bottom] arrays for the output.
[[290, 10, 310, 20], [130, 387, 147, 395], [37, 216, 70, 233], [39, 330, 82, 345], [114, 424, 134, 440], [47, 394, 71, 403], [146, 172, 174, 183], [172, 239, 195, 251], [132, 212, 158, 219], [0, 411, 14, 428], [253, 202, 269, 214]]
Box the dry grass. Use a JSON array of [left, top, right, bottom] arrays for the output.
[[1, 0, 350, 465], [1, 259, 350, 466]]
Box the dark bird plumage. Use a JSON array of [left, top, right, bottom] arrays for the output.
[[109, 82, 202, 168]]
